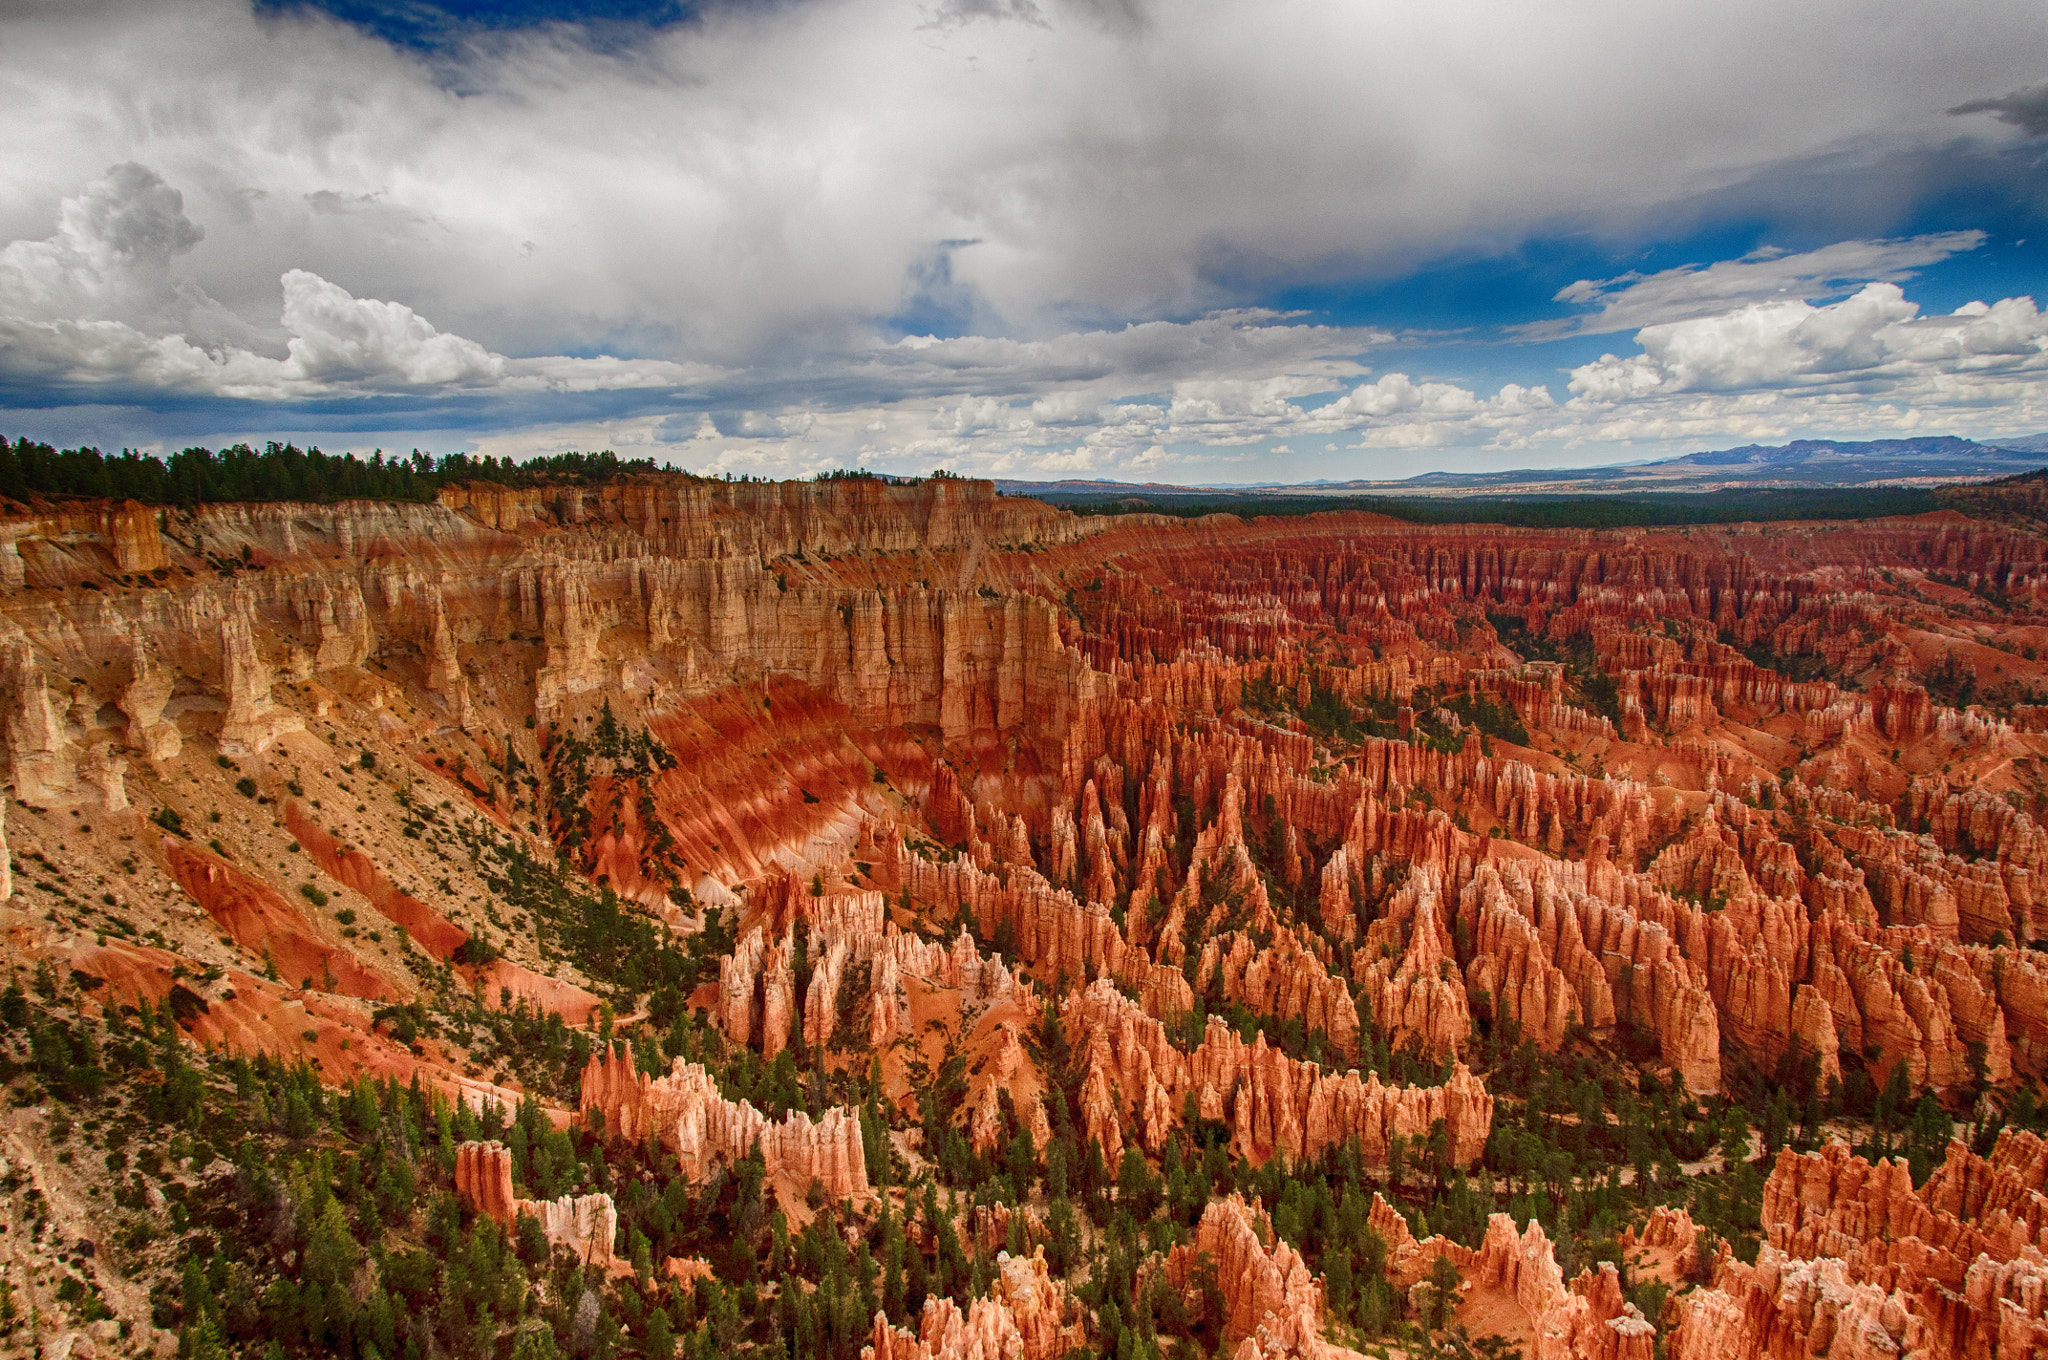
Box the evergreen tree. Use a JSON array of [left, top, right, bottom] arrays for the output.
[[645, 1308, 675, 1360]]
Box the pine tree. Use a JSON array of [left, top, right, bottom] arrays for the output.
[[1046, 1198, 1080, 1275], [303, 1198, 359, 1288], [882, 1205, 907, 1320], [645, 1308, 675, 1360], [1325, 1248, 1354, 1322]]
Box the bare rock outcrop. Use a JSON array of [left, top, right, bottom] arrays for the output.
[[1369, 1199, 1654, 1360], [117, 627, 180, 763], [2, 636, 72, 803], [217, 604, 302, 755], [454, 1141, 619, 1267], [1161, 1195, 1332, 1355], [862, 1249, 1082, 1360], [1670, 1135, 2048, 1359], [1355, 868, 1470, 1058], [163, 841, 390, 999], [1062, 977, 1493, 1171], [579, 1049, 870, 1201]]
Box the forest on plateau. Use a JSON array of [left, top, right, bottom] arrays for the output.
[[0, 439, 660, 506]]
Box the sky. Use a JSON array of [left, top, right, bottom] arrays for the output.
[[2, 0, 2047, 485]]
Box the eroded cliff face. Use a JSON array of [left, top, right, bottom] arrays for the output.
[[863, 1246, 1087, 1360], [12, 475, 2048, 1357], [1670, 1134, 2048, 1360], [1061, 976, 1493, 1171], [1368, 1194, 1658, 1360], [454, 1140, 620, 1268], [578, 1048, 871, 1203], [1156, 1195, 1331, 1356]]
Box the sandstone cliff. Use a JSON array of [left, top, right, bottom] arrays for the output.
[[453, 1140, 620, 1268], [578, 1049, 871, 1202]]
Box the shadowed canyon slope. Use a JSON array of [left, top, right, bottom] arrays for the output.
[[9, 471, 2048, 1359]]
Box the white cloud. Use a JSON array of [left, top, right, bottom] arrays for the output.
[[0, 164, 1387, 425], [0, 161, 261, 358], [1028, 389, 1105, 425], [0, 163, 719, 400], [1529, 232, 1985, 339], [278, 269, 503, 387], [10, 164, 2043, 474], [1567, 283, 2048, 399], [931, 394, 1023, 434], [5, 11, 2048, 483], [0, 162, 200, 316], [4, 0, 2041, 371]]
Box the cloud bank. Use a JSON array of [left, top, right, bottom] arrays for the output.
[[0, 0, 2045, 476], [1530, 233, 1985, 340]]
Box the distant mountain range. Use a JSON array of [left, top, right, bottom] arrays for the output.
[[996, 435, 2048, 502]]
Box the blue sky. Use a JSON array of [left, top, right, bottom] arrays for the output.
[[2, 0, 2047, 484]]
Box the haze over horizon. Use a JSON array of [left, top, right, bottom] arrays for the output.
[[4, 0, 2048, 484]]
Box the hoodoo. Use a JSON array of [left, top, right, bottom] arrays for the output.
[[12, 465, 2048, 1360]]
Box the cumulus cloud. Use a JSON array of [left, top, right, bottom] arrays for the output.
[[0, 162, 720, 401], [2, 162, 201, 303], [278, 270, 503, 387], [3, 0, 2041, 368], [1527, 233, 1984, 340], [6, 0, 2048, 478], [0, 162, 258, 355], [1027, 389, 1105, 426], [930, 395, 1025, 434], [7, 164, 2043, 477], [1566, 283, 2048, 400]]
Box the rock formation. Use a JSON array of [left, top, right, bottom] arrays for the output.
[[2, 635, 71, 804], [216, 603, 302, 755], [1670, 1134, 2048, 1359], [1062, 977, 1493, 1169], [454, 1141, 619, 1267], [862, 1247, 1085, 1360], [1370, 1198, 1654, 1360], [1354, 868, 1471, 1057], [116, 626, 180, 763], [578, 1049, 870, 1201], [1161, 1195, 1330, 1353], [12, 472, 2048, 1358]]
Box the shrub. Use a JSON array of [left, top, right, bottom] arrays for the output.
[[451, 937, 501, 967]]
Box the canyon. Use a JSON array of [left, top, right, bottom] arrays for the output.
[[6, 470, 2048, 1359]]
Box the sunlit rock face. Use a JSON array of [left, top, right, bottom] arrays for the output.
[[15, 471, 2048, 1357], [1669, 1133, 2048, 1360], [455, 1140, 619, 1267]]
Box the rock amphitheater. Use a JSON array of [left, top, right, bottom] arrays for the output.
[[5, 472, 2048, 1358]]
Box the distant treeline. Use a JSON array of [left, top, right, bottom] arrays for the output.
[[1937, 467, 2048, 527], [0, 438, 660, 506], [1051, 486, 1946, 528]]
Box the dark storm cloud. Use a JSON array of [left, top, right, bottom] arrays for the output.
[[1951, 82, 2048, 138]]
